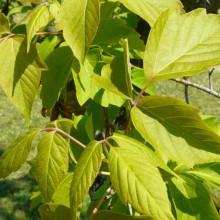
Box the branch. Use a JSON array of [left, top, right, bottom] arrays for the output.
[[171, 78, 220, 98]]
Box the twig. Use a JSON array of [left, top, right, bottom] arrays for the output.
[[171, 78, 220, 98], [183, 76, 190, 104], [208, 67, 215, 90], [41, 127, 86, 149]]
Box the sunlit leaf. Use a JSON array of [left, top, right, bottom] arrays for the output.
[[109, 147, 174, 219], [118, 0, 183, 27], [57, 0, 100, 63], [40, 46, 74, 113], [27, 4, 51, 51], [70, 141, 102, 219], [0, 13, 10, 34], [144, 9, 220, 83], [131, 96, 220, 167], [0, 36, 47, 123], [169, 174, 220, 220], [0, 129, 40, 178], [188, 163, 220, 190], [38, 203, 71, 220], [36, 131, 69, 201]]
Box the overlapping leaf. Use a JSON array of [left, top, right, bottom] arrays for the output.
[[27, 4, 51, 51], [57, 0, 100, 63], [131, 96, 220, 167], [0, 129, 40, 178], [0, 36, 47, 123], [118, 0, 183, 27], [40, 46, 74, 112], [109, 147, 174, 220], [70, 141, 102, 219], [169, 174, 220, 220], [36, 131, 69, 201], [0, 13, 10, 35], [144, 9, 220, 83]]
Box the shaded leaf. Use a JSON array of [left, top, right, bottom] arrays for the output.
[[118, 0, 183, 27], [0, 129, 40, 178], [0, 36, 47, 123], [36, 131, 69, 201], [144, 9, 220, 83], [58, 0, 100, 63], [38, 203, 71, 220], [188, 163, 220, 190], [0, 13, 10, 34], [169, 174, 220, 220], [70, 141, 102, 219], [27, 4, 51, 51], [202, 115, 220, 136], [109, 147, 174, 219], [40, 46, 74, 112], [131, 96, 220, 167]]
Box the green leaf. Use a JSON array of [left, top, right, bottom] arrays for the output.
[[188, 163, 220, 190], [27, 4, 51, 51], [202, 115, 220, 136], [36, 131, 69, 201], [169, 174, 220, 220], [70, 141, 102, 219], [0, 128, 40, 178], [111, 133, 177, 177], [118, 0, 183, 27], [0, 36, 47, 123], [94, 211, 153, 220], [38, 203, 71, 220], [53, 173, 73, 207], [0, 13, 10, 35], [40, 46, 74, 112], [92, 51, 132, 99], [144, 9, 220, 83], [131, 96, 220, 167], [58, 0, 100, 63], [109, 147, 174, 220]]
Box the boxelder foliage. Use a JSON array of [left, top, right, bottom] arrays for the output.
[[1, 0, 220, 219]]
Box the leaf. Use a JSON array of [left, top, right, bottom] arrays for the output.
[[70, 141, 102, 219], [201, 115, 220, 136], [118, 0, 183, 27], [92, 50, 132, 99], [0, 129, 40, 178], [53, 173, 73, 207], [108, 147, 174, 220], [131, 96, 220, 167], [0, 13, 10, 35], [27, 4, 51, 51], [57, 0, 100, 63], [93, 210, 153, 220], [144, 9, 220, 83], [38, 203, 71, 220], [40, 46, 74, 112], [169, 174, 220, 220], [0, 36, 47, 123], [111, 133, 177, 177], [188, 163, 220, 190], [36, 131, 69, 201]]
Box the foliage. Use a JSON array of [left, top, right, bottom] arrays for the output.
[[1, 0, 220, 219]]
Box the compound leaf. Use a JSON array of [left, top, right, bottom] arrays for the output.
[[0, 128, 40, 178], [70, 141, 102, 219], [58, 0, 100, 63], [109, 147, 174, 220], [144, 9, 220, 83], [0, 36, 47, 123], [36, 131, 69, 201], [131, 96, 220, 167]]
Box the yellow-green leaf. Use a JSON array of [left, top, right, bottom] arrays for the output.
[[109, 147, 174, 220], [0, 13, 10, 35], [0, 36, 47, 123], [144, 9, 220, 83], [57, 0, 100, 63], [0, 129, 40, 178], [36, 131, 69, 201], [118, 0, 183, 27]]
